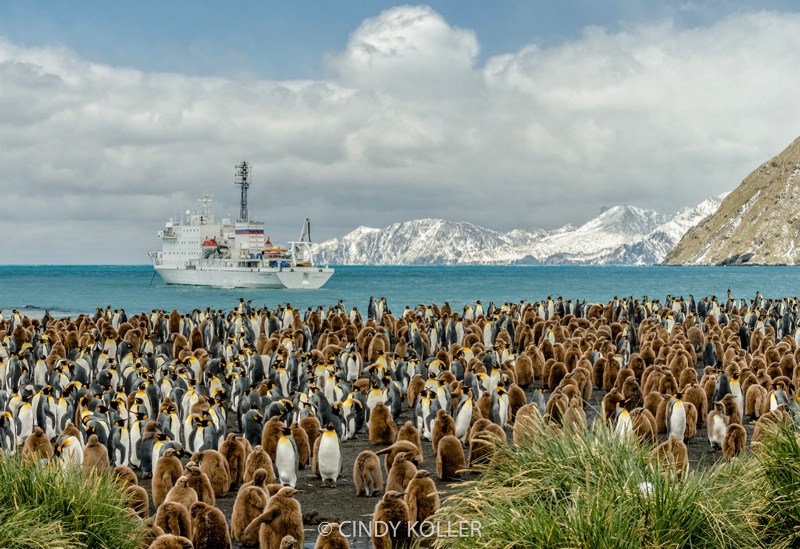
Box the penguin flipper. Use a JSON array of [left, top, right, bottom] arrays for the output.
[[44, 408, 57, 431], [115, 440, 126, 464], [243, 509, 281, 540]]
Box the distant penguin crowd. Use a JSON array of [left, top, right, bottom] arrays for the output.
[[2, 289, 800, 548]]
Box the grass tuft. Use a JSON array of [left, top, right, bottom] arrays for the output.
[[429, 419, 763, 549], [748, 420, 800, 549], [0, 454, 146, 549]]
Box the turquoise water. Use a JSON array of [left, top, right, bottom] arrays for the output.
[[0, 264, 798, 317]]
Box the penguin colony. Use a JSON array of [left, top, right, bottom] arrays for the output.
[[2, 290, 800, 548]]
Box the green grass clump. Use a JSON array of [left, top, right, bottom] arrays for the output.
[[0, 506, 83, 549], [429, 420, 763, 549], [748, 420, 800, 549], [0, 454, 146, 549]]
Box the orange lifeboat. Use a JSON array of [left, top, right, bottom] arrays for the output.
[[202, 238, 218, 252]]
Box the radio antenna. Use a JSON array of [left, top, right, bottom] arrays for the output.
[[234, 161, 250, 222]]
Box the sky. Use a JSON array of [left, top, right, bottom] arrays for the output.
[[1, 1, 799, 264]]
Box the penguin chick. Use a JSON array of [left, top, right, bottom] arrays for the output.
[[113, 465, 139, 489], [193, 449, 231, 498], [395, 421, 422, 455], [722, 423, 747, 460], [353, 450, 384, 497], [244, 445, 275, 484], [369, 401, 398, 445], [314, 522, 350, 549], [219, 433, 247, 485], [707, 403, 729, 452], [125, 484, 150, 519], [123, 485, 150, 520], [405, 469, 439, 525], [155, 502, 192, 539], [372, 491, 411, 549], [468, 423, 505, 467], [189, 500, 232, 549], [261, 417, 286, 462], [164, 476, 198, 509], [436, 434, 465, 480], [719, 393, 743, 425], [21, 426, 53, 461], [147, 534, 193, 549], [385, 451, 418, 493], [375, 440, 423, 478], [652, 435, 688, 481], [243, 486, 304, 549], [140, 517, 164, 549], [153, 448, 184, 507], [512, 403, 541, 445], [185, 463, 215, 506], [231, 470, 270, 545], [430, 409, 456, 454], [291, 422, 311, 471], [82, 434, 110, 475]]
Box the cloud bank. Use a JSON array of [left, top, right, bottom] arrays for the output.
[[0, 6, 798, 264]]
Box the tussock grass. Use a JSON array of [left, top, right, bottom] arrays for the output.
[[430, 420, 764, 549], [0, 454, 145, 549], [0, 506, 83, 549], [748, 420, 800, 549]]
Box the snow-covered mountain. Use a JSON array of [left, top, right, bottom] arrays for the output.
[[314, 196, 726, 266]]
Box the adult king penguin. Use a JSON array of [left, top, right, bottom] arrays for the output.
[[275, 427, 299, 487]]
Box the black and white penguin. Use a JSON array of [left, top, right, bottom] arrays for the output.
[[317, 422, 343, 487], [275, 427, 299, 487], [667, 393, 687, 442], [0, 411, 17, 454]]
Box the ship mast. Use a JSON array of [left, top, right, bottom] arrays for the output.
[[235, 161, 250, 222], [299, 218, 311, 242]]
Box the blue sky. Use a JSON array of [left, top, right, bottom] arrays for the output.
[[1, 1, 799, 263], [3, 1, 796, 80]]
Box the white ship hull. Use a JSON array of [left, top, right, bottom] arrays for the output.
[[154, 263, 333, 289]]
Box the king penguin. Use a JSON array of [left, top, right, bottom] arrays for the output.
[[275, 427, 299, 487], [614, 400, 633, 439], [453, 388, 474, 443], [317, 422, 343, 487], [667, 393, 687, 442], [0, 411, 17, 454], [730, 374, 744, 418]]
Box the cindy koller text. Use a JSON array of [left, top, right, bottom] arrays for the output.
[[318, 520, 482, 539]]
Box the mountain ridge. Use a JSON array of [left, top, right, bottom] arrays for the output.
[[664, 136, 800, 265], [314, 196, 725, 266]]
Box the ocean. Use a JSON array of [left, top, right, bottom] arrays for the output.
[[1, 264, 798, 318]]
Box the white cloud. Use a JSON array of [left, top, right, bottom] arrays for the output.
[[0, 8, 799, 264], [328, 5, 480, 92]]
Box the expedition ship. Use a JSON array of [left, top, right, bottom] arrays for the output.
[[149, 163, 334, 289]]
